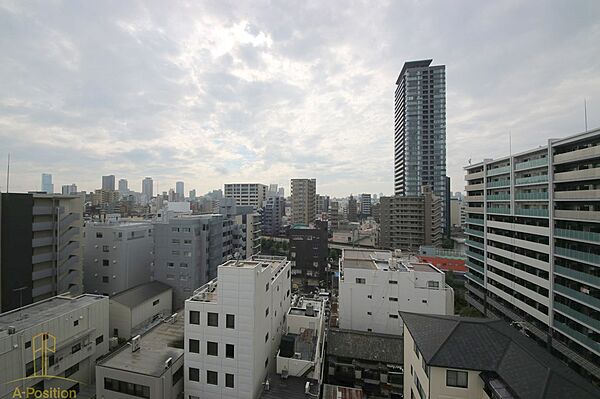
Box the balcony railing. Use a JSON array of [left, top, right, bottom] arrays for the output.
[[466, 250, 485, 262], [487, 179, 511, 188], [515, 192, 548, 200], [466, 260, 484, 274], [553, 321, 600, 354], [555, 228, 600, 243], [487, 194, 510, 201], [515, 208, 549, 217], [487, 165, 511, 176], [466, 239, 485, 250], [515, 158, 548, 171], [554, 265, 600, 289], [466, 217, 484, 225], [487, 207, 511, 215], [465, 228, 484, 237], [515, 175, 548, 185], [555, 246, 600, 266], [554, 283, 600, 310], [554, 302, 600, 332], [465, 272, 484, 287]]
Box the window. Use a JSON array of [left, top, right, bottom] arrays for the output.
[[389, 280, 398, 284], [153, 299, 160, 306], [64, 363, 79, 378], [73, 320, 79, 327], [96, 232, 103, 238], [226, 344, 234, 359], [265, 358, 269, 368], [166, 274, 175, 280], [422, 299, 428, 304], [172, 365, 183, 385], [389, 297, 398, 302], [102, 276, 109, 283], [207, 312, 218, 327], [104, 378, 150, 398], [265, 333, 269, 342], [171, 227, 179, 232], [25, 341, 31, 349], [447, 370, 468, 388], [355, 278, 366, 284], [171, 250, 180, 255], [102, 259, 109, 266], [102, 245, 109, 252], [71, 343, 81, 354], [226, 314, 235, 329], [266, 282, 269, 292], [367, 294, 372, 299], [180, 262, 188, 268], [172, 239, 180, 244], [189, 367, 200, 382], [167, 262, 175, 268], [183, 251, 192, 257], [389, 314, 399, 319], [367, 311, 372, 315], [207, 341, 218, 356], [207, 370, 218, 385], [189, 311, 200, 325], [427, 281, 439, 289], [95, 335, 104, 345], [265, 307, 269, 317], [225, 373, 234, 388], [184, 239, 192, 244], [189, 339, 199, 353], [414, 342, 420, 359]]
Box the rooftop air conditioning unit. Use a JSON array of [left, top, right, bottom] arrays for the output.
[[131, 335, 141, 352], [293, 352, 302, 359], [164, 357, 172, 369]]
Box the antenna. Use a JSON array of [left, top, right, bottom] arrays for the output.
[[584, 99, 588, 132], [6, 153, 10, 193]]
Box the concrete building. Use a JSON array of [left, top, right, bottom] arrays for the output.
[[153, 214, 228, 308], [102, 175, 116, 191], [41, 173, 53, 194], [109, 281, 173, 340], [224, 183, 268, 209], [402, 312, 600, 399], [288, 220, 329, 290], [394, 59, 449, 233], [219, 198, 262, 259], [464, 128, 600, 383], [347, 195, 358, 222], [0, 294, 109, 399], [83, 220, 154, 296], [260, 196, 285, 237], [96, 312, 184, 399], [359, 193, 372, 217], [92, 189, 119, 207], [185, 255, 292, 399], [118, 179, 128, 194], [291, 179, 316, 225], [328, 201, 340, 230], [450, 195, 466, 228], [316, 194, 330, 216], [176, 181, 184, 201], [142, 177, 154, 203], [338, 248, 453, 335], [0, 193, 83, 312], [61, 184, 77, 195], [379, 186, 443, 251]]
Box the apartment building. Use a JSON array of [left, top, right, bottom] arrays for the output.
[[359, 193, 372, 217], [291, 178, 317, 225], [153, 214, 228, 308], [184, 255, 292, 399], [83, 220, 154, 296], [0, 294, 109, 399], [260, 196, 285, 237], [224, 183, 268, 209], [347, 195, 358, 222], [0, 193, 83, 312], [402, 312, 599, 399], [379, 186, 443, 251], [288, 220, 329, 289], [96, 312, 184, 399], [338, 248, 453, 335], [328, 201, 340, 230], [219, 199, 262, 258], [464, 128, 600, 383]]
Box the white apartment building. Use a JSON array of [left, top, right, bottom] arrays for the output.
[[338, 248, 454, 335], [224, 183, 268, 209], [83, 220, 154, 296], [184, 255, 292, 399], [0, 294, 109, 399]]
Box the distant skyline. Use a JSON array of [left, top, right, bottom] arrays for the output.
[[1, 1, 599, 197]]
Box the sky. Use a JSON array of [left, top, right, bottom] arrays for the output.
[[1, 0, 599, 197]]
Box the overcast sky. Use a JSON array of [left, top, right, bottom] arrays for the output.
[[1, 1, 599, 197]]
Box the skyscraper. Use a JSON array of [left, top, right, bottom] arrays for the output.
[[142, 177, 153, 201], [118, 178, 128, 193], [395, 59, 449, 232], [290, 178, 316, 225], [176, 181, 184, 201], [102, 175, 116, 191], [41, 173, 53, 193]]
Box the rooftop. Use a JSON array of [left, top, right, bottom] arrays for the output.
[[341, 248, 441, 273], [322, 384, 365, 399], [98, 312, 184, 377], [0, 294, 105, 337], [396, 59, 434, 84], [259, 373, 318, 399], [326, 329, 403, 364], [111, 281, 172, 309], [401, 312, 600, 399]]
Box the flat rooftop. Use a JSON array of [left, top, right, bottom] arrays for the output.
[[327, 329, 403, 365], [259, 373, 318, 399], [0, 294, 105, 337], [342, 248, 441, 273], [111, 281, 172, 309], [98, 312, 184, 377]]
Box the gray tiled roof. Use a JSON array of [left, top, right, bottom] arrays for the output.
[[111, 281, 172, 308], [327, 329, 403, 364], [401, 312, 600, 399]]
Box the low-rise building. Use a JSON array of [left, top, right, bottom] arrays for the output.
[[96, 312, 185, 399], [338, 248, 453, 335], [109, 281, 173, 340]]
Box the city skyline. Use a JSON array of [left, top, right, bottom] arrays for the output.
[[1, 1, 599, 197]]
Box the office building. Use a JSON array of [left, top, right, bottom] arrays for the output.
[[394, 59, 449, 232], [464, 128, 600, 383], [328, 201, 340, 230], [224, 183, 268, 209], [153, 214, 228, 308], [402, 312, 599, 399], [96, 312, 184, 399], [109, 281, 173, 340], [450, 195, 466, 228], [219, 198, 262, 259], [379, 186, 443, 250], [142, 177, 154, 203], [338, 248, 453, 335], [0, 294, 109, 399], [359, 193, 372, 217], [61, 184, 77, 195], [184, 255, 292, 399], [316, 194, 330, 216], [288, 220, 329, 289], [102, 175, 116, 191], [189, 189, 196, 200], [91, 189, 119, 207], [82, 220, 154, 296], [0, 193, 84, 312], [291, 179, 317, 225], [40, 173, 53, 194], [176, 181, 184, 201], [347, 195, 358, 222], [260, 196, 285, 237], [118, 178, 128, 194]]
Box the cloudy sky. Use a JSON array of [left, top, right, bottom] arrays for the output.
[[1, 0, 599, 197]]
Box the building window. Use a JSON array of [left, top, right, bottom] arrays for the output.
[[171, 250, 180, 256], [180, 262, 188, 268], [207, 370, 218, 385], [207, 312, 218, 327], [25, 341, 31, 349], [355, 278, 366, 284], [71, 343, 81, 354], [389, 280, 398, 284], [367, 295, 372, 299], [102, 245, 109, 252], [184, 239, 192, 244], [166, 274, 175, 280], [104, 378, 150, 398], [172, 239, 180, 244], [447, 370, 468, 388], [422, 299, 428, 304], [414, 342, 420, 359], [95, 335, 104, 345], [226, 344, 234, 359], [265, 307, 269, 317], [167, 262, 175, 268], [427, 281, 439, 289], [96, 232, 103, 238], [64, 363, 79, 378], [265, 333, 269, 342], [225, 373, 234, 388], [189, 339, 199, 353], [367, 311, 372, 315], [189, 367, 200, 382], [265, 358, 269, 368], [189, 311, 200, 325], [226, 314, 235, 329], [389, 314, 399, 319], [183, 251, 192, 257], [266, 282, 269, 291], [102, 259, 109, 266], [73, 320, 79, 327], [389, 297, 399, 302], [172, 365, 183, 386], [207, 341, 218, 356], [153, 299, 160, 306]]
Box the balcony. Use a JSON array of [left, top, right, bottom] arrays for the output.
[[464, 195, 483, 202], [32, 236, 54, 248], [32, 221, 53, 232], [515, 175, 548, 186], [465, 294, 486, 314], [487, 180, 510, 188], [554, 167, 600, 183], [554, 189, 600, 201], [555, 246, 600, 266], [555, 209, 600, 222], [554, 265, 600, 289], [554, 283, 600, 310], [466, 239, 485, 250], [515, 208, 549, 218], [466, 170, 485, 180], [59, 241, 80, 261], [515, 158, 548, 171], [554, 145, 600, 165], [466, 217, 484, 225], [466, 206, 484, 214], [59, 212, 80, 231], [466, 250, 485, 262], [555, 228, 600, 244], [466, 260, 484, 274], [487, 207, 510, 215], [554, 302, 600, 332], [487, 194, 510, 201], [32, 251, 54, 264], [465, 228, 484, 238], [465, 272, 484, 287], [487, 165, 511, 176], [515, 192, 548, 200], [465, 182, 484, 191], [553, 321, 600, 354]]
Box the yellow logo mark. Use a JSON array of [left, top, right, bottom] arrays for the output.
[[32, 332, 56, 378]]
